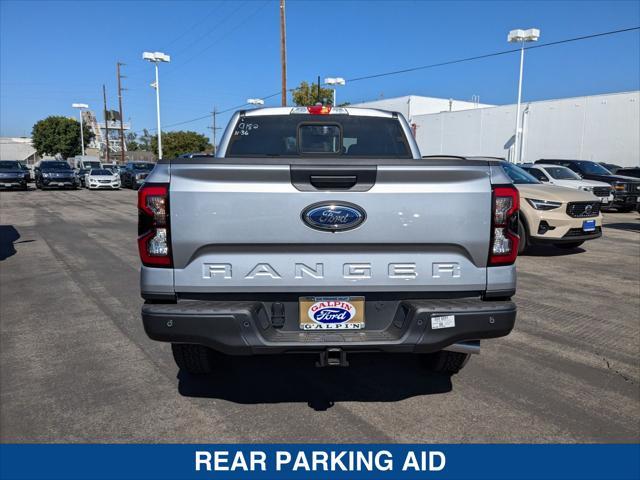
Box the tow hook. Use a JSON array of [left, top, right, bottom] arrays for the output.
[[316, 348, 349, 367]]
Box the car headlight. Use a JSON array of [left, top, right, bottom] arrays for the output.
[[526, 198, 562, 210], [613, 182, 626, 191], [580, 186, 594, 192], [42, 172, 50, 178]]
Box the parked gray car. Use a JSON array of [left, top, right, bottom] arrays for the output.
[[138, 106, 519, 375]]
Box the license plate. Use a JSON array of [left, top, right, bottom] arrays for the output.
[[299, 296, 365, 330], [583, 220, 596, 232]]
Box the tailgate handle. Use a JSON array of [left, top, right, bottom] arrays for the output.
[[310, 175, 357, 189], [290, 165, 377, 192]]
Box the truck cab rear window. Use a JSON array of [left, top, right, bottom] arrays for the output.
[[226, 115, 410, 158]]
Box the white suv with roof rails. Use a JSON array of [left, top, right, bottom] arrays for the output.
[[521, 164, 614, 206]]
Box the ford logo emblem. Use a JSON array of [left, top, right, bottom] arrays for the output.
[[308, 301, 357, 324], [301, 202, 366, 232]]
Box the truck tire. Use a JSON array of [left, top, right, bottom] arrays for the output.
[[517, 218, 528, 254], [424, 351, 470, 374], [554, 241, 584, 249], [171, 344, 217, 374]]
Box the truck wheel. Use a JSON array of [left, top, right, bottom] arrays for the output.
[[554, 241, 584, 249], [171, 343, 217, 374], [517, 219, 528, 254], [423, 351, 470, 374]]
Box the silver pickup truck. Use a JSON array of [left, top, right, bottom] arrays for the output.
[[138, 106, 519, 375]]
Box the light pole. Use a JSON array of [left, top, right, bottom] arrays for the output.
[[508, 28, 540, 163], [324, 77, 346, 105], [143, 51, 171, 159], [247, 98, 265, 107], [72, 103, 89, 156]]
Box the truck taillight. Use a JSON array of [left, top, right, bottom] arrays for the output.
[[489, 185, 519, 266], [138, 183, 172, 267]]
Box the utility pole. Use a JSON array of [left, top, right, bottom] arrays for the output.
[[117, 62, 127, 164], [207, 106, 222, 155], [317, 75, 321, 104], [102, 84, 110, 163], [279, 0, 287, 106]]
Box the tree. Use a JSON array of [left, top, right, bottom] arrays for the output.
[[138, 129, 152, 151], [150, 131, 211, 159], [125, 132, 140, 151], [31, 116, 93, 159], [291, 81, 334, 106]]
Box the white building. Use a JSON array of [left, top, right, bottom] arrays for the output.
[[355, 91, 639, 167], [352, 95, 493, 124], [0, 137, 39, 165], [410, 91, 639, 167]]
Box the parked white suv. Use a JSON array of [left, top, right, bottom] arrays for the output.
[[521, 164, 613, 206]]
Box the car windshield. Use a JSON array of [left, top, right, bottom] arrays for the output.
[[501, 162, 540, 184], [41, 162, 71, 170], [132, 163, 153, 170], [543, 166, 581, 180], [86, 162, 101, 168], [90, 169, 112, 175], [576, 161, 612, 175], [0, 161, 20, 169], [226, 114, 411, 158]]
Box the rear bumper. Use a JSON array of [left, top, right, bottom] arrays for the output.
[[142, 298, 516, 355]]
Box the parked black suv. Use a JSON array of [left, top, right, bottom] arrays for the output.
[[120, 162, 155, 189], [0, 160, 29, 190], [34, 161, 80, 189], [535, 159, 640, 212]]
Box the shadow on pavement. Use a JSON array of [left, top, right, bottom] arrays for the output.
[[177, 353, 452, 411], [604, 222, 640, 233], [0, 225, 20, 261]]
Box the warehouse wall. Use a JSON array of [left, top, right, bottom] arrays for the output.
[[413, 91, 640, 167], [353, 95, 492, 121]]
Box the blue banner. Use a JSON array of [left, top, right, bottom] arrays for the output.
[[1, 444, 638, 480]]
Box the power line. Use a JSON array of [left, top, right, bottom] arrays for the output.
[[168, 0, 250, 62], [166, 1, 270, 74], [133, 25, 640, 134], [120, 1, 235, 77], [347, 26, 640, 83], [161, 1, 230, 51]]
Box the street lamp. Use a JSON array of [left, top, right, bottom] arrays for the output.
[[247, 98, 264, 107], [324, 77, 346, 105], [72, 103, 89, 156], [508, 28, 540, 164], [143, 51, 171, 159]]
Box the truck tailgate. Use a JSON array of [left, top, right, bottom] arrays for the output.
[[169, 162, 491, 293]]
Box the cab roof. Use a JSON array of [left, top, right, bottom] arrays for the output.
[[239, 106, 398, 118]]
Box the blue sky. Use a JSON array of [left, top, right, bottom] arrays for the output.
[[1, 0, 639, 139]]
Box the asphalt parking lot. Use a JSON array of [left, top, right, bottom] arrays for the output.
[[1, 187, 638, 443]]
